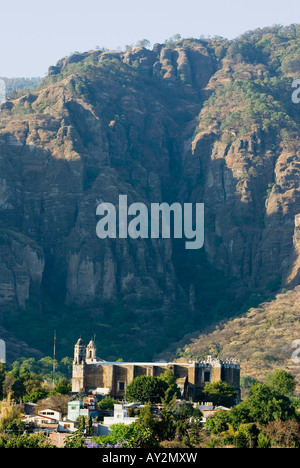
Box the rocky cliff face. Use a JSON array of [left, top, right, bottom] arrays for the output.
[[0, 26, 299, 360]]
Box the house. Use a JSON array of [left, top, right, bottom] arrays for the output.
[[22, 408, 77, 434], [199, 405, 231, 423], [22, 408, 62, 433], [38, 408, 62, 421], [196, 402, 215, 419], [67, 397, 99, 422], [23, 402, 37, 416], [103, 403, 138, 426], [95, 403, 138, 436]]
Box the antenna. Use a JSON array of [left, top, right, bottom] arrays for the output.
[[53, 331, 56, 387]]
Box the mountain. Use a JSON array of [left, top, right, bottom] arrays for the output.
[[0, 25, 299, 362]]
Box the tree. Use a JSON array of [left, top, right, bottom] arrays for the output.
[[23, 390, 48, 403], [203, 381, 237, 408], [184, 406, 203, 447], [125, 376, 168, 403], [23, 373, 44, 396], [76, 415, 86, 432], [3, 372, 25, 401], [95, 422, 158, 449], [3, 433, 53, 448], [158, 369, 179, 402], [36, 394, 69, 416], [159, 369, 178, 392], [221, 423, 260, 448], [136, 402, 157, 434], [64, 430, 85, 449], [229, 401, 252, 429], [135, 39, 151, 49], [135, 403, 159, 447], [230, 383, 298, 427], [248, 383, 297, 424], [0, 394, 22, 433], [87, 415, 93, 436], [54, 377, 71, 395], [97, 397, 118, 411], [38, 356, 56, 375], [1, 418, 25, 436], [159, 398, 203, 446], [235, 423, 260, 449], [59, 357, 73, 379], [257, 432, 271, 449], [263, 420, 300, 448], [173, 402, 193, 442], [125, 44, 133, 53], [173, 34, 182, 42], [164, 34, 182, 46], [240, 376, 258, 390], [159, 393, 177, 441], [266, 370, 296, 397], [206, 410, 231, 434]]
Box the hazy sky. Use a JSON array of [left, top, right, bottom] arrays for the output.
[[1, 0, 299, 77]]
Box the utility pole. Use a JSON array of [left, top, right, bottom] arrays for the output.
[[53, 331, 56, 388]]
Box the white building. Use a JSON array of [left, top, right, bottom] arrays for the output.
[[22, 408, 76, 433], [38, 409, 62, 421], [103, 403, 138, 426], [96, 403, 138, 436]]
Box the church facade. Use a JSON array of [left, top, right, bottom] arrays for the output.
[[72, 338, 241, 402]]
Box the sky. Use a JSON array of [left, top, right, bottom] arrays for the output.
[[0, 0, 299, 77]]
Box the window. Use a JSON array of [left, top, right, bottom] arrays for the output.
[[204, 372, 211, 383], [118, 382, 126, 392]]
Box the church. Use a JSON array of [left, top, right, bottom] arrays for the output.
[[71, 338, 241, 402]]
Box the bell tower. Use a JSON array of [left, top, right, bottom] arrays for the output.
[[86, 339, 97, 363], [73, 338, 86, 364], [72, 338, 86, 393]]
